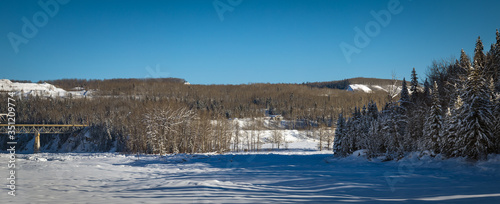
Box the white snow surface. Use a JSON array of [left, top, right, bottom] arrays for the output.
[[228, 118, 329, 151], [0, 79, 89, 98], [1, 152, 500, 203], [348, 83, 421, 97], [348, 84, 374, 93]]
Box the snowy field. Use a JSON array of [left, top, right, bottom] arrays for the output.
[[2, 151, 500, 203]]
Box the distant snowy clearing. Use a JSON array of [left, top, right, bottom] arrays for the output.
[[2, 151, 500, 203]]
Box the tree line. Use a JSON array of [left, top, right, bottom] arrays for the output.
[[334, 30, 500, 160], [1, 74, 390, 153]]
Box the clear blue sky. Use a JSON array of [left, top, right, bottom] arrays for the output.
[[1, 0, 499, 84]]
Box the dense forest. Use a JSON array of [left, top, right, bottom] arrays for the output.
[[1, 75, 390, 154], [305, 77, 403, 90], [334, 30, 500, 160]]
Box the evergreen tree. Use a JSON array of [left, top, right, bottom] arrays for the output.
[[410, 68, 420, 103], [491, 90, 500, 153], [379, 104, 394, 154], [395, 78, 410, 154], [473, 37, 486, 69], [353, 101, 382, 158], [493, 29, 500, 92], [446, 61, 463, 111], [486, 31, 499, 86], [345, 116, 356, 154], [350, 108, 363, 151], [367, 101, 378, 120], [380, 104, 405, 158], [358, 109, 371, 152], [399, 78, 410, 110], [423, 79, 431, 106], [497, 28, 500, 47], [353, 107, 361, 119], [366, 117, 382, 158], [333, 113, 347, 157], [490, 78, 497, 100], [456, 61, 496, 160], [442, 95, 463, 156], [422, 81, 443, 154], [394, 111, 409, 154], [459, 49, 472, 77], [406, 69, 425, 151], [407, 105, 425, 152]]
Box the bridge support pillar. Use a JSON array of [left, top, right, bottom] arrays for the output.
[[34, 131, 40, 153]]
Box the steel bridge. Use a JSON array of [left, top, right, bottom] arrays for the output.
[[0, 124, 88, 153]]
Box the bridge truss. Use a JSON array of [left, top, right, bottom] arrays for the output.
[[0, 124, 88, 153]]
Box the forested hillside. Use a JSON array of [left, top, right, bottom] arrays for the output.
[[334, 30, 500, 160], [0, 76, 389, 154]]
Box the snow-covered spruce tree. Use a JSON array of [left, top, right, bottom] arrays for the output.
[[351, 107, 363, 151], [490, 80, 500, 153], [445, 49, 472, 112], [489, 78, 497, 103], [399, 78, 411, 110], [494, 96, 500, 153], [344, 117, 354, 154], [341, 108, 357, 154], [407, 69, 425, 151], [446, 61, 463, 98], [486, 46, 496, 84], [368, 101, 379, 120], [491, 29, 500, 92], [394, 79, 410, 154], [422, 81, 443, 154], [496, 29, 500, 92], [358, 106, 371, 152], [410, 68, 420, 103], [473, 37, 486, 69], [367, 116, 383, 158], [458, 49, 472, 80], [455, 60, 496, 160], [365, 101, 381, 157], [407, 105, 425, 152], [380, 103, 402, 159], [423, 79, 431, 106], [333, 113, 347, 157], [343, 115, 357, 154], [486, 30, 500, 90], [442, 95, 463, 157]]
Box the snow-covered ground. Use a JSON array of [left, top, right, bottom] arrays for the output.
[[348, 84, 374, 93], [347, 83, 413, 96], [1, 151, 500, 203], [3, 118, 499, 203], [0, 79, 90, 98]]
